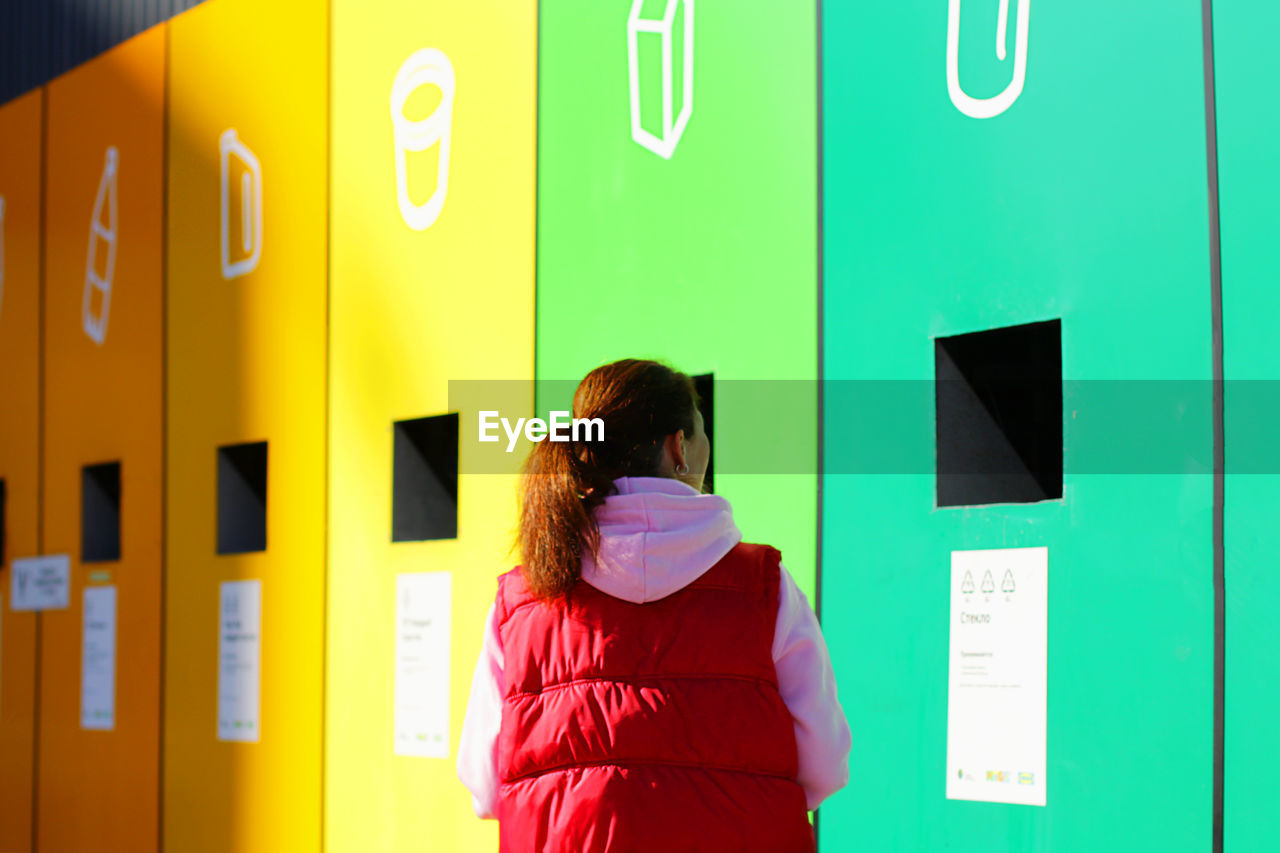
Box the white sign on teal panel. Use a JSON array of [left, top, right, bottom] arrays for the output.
[[947, 546, 1047, 806]]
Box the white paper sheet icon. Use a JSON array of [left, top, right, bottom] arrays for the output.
[[83, 146, 118, 345], [390, 48, 455, 232], [220, 129, 263, 280], [947, 0, 1030, 119], [627, 0, 694, 159]]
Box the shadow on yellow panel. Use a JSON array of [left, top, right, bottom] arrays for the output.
[[326, 1, 536, 851], [165, 0, 327, 851]]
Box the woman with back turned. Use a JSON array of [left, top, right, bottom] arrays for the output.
[[458, 358, 852, 852]]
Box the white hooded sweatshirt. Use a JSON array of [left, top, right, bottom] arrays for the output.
[[457, 476, 852, 817]]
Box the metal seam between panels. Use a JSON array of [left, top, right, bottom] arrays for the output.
[[1200, 1, 1225, 850]]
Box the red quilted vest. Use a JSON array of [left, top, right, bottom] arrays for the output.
[[494, 542, 814, 852]]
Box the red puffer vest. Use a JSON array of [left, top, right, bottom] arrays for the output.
[[494, 542, 815, 852]]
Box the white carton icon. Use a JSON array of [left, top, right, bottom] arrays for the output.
[[390, 48, 456, 231], [83, 146, 118, 345], [947, 0, 1030, 119], [627, 0, 694, 159], [220, 129, 263, 280]]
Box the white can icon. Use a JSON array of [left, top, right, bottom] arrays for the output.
[[83, 146, 118, 346], [946, 0, 1030, 119], [390, 48, 456, 232], [627, 0, 694, 159], [220, 129, 263, 280]]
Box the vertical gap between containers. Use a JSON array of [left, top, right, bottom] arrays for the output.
[[157, 18, 172, 853], [1200, 1, 1225, 850], [320, 0, 334, 847], [812, 0, 824, 846], [32, 81, 49, 853]]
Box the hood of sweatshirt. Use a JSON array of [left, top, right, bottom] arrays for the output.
[[579, 476, 743, 604]]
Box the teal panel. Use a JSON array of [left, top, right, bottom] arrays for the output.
[[536, 1, 819, 600], [1213, 1, 1280, 849], [821, 2, 1215, 850]]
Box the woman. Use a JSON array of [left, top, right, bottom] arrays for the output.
[[458, 359, 851, 852]]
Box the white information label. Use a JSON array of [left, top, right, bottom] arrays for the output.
[[394, 572, 451, 758], [947, 546, 1048, 806], [81, 585, 117, 730], [10, 554, 72, 611], [217, 579, 261, 742]]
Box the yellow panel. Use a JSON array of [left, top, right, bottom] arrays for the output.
[[0, 87, 43, 853], [41, 27, 165, 853], [164, 0, 327, 850], [327, 0, 535, 849]]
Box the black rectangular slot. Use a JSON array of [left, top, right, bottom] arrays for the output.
[[0, 478, 7, 567], [392, 413, 459, 542], [82, 461, 122, 562], [692, 373, 714, 494], [218, 442, 268, 554], [935, 319, 1062, 506]]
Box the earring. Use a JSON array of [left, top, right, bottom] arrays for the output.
[[675, 463, 690, 476]]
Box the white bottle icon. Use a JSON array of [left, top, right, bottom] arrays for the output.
[[220, 129, 263, 280], [946, 0, 1030, 119], [83, 146, 118, 345], [390, 48, 455, 232], [627, 0, 694, 159]]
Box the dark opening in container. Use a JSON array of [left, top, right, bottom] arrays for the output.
[[82, 461, 122, 562], [392, 413, 459, 542], [693, 372, 714, 494], [935, 319, 1062, 506], [0, 479, 7, 566], [217, 442, 268, 554]]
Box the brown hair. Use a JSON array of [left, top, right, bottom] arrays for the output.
[[518, 359, 699, 600]]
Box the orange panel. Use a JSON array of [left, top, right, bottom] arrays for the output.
[[40, 26, 165, 853], [0, 87, 43, 853]]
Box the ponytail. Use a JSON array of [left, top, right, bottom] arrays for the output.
[[517, 359, 698, 600]]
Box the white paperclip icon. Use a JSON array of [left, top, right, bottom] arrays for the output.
[[627, 0, 694, 159], [946, 0, 1030, 119], [390, 48, 455, 232], [83, 146, 118, 345], [220, 129, 263, 280]]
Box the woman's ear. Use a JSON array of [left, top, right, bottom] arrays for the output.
[[665, 428, 687, 473]]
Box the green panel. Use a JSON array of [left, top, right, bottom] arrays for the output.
[[1213, 1, 1280, 849], [821, 2, 1214, 850], [536, 0, 819, 600]]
